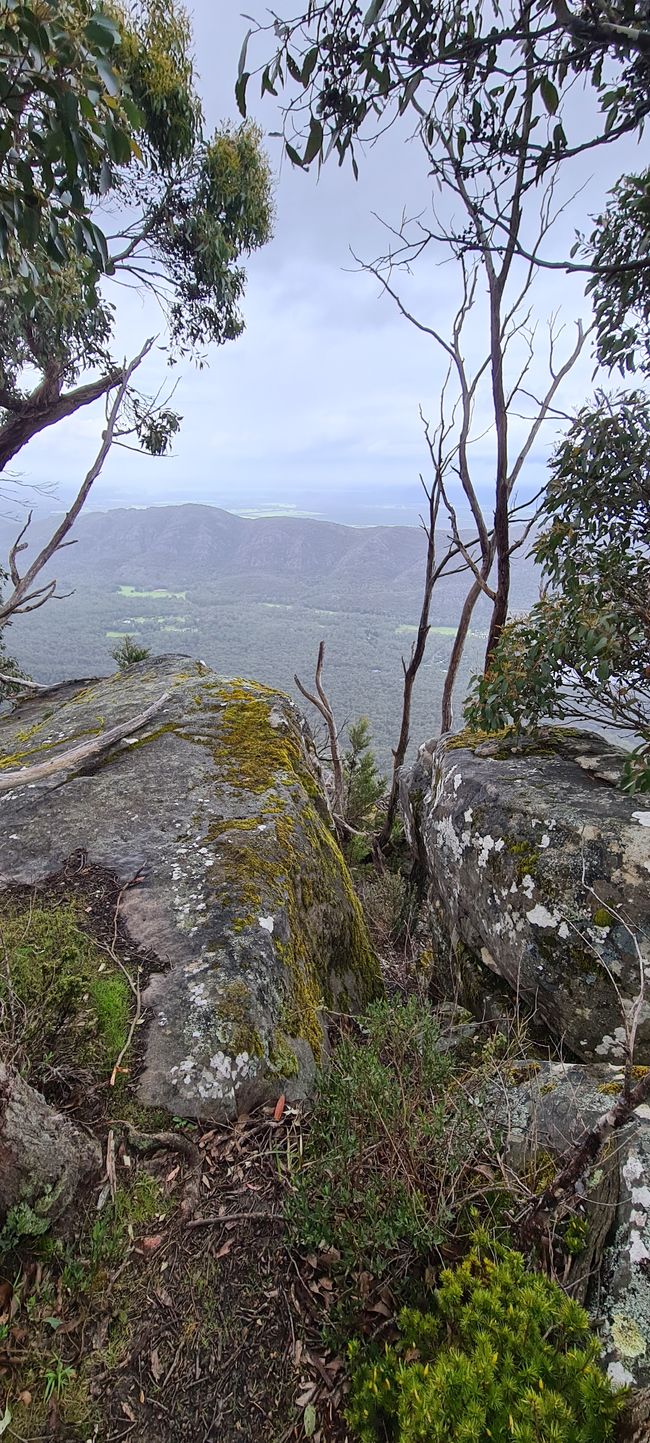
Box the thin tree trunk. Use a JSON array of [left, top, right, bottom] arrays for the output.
[[440, 575, 487, 732], [378, 485, 440, 849]]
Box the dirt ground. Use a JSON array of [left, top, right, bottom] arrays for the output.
[[0, 863, 352, 1443]]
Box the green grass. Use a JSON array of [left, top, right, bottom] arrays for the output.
[[117, 585, 187, 599], [0, 900, 132, 1088]]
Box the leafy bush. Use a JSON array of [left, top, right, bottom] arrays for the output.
[[347, 1239, 623, 1443], [343, 717, 386, 836], [467, 391, 650, 790], [288, 1000, 489, 1306]]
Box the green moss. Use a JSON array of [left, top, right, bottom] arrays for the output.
[[269, 1029, 300, 1077], [216, 980, 264, 1058], [505, 838, 541, 884], [0, 900, 132, 1086], [593, 906, 614, 928], [0, 724, 104, 771]]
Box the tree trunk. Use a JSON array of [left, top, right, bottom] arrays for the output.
[[0, 1063, 101, 1221], [440, 576, 485, 732]]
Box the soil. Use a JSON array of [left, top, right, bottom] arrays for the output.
[[0, 864, 352, 1443]]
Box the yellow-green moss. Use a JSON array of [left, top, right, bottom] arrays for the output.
[[592, 906, 614, 928], [0, 724, 104, 771], [215, 980, 264, 1058], [269, 1029, 300, 1078]]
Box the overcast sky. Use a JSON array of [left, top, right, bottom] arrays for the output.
[[7, 1, 643, 527]]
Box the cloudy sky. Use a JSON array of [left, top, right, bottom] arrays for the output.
[[7, 1, 641, 527]]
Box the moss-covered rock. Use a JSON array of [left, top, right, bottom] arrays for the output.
[[0, 656, 380, 1120], [401, 729, 650, 1063]]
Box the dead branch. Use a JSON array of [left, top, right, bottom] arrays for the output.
[[0, 338, 154, 628], [295, 642, 345, 821], [0, 368, 125, 476], [0, 691, 169, 793]]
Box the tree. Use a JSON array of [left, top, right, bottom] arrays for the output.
[[585, 167, 650, 378], [343, 717, 385, 833], [241, 0, 649, 203], [466, 391, 650, 790], [111, 634, 151, 669], [0, 0, 272, 639], [246, 0, 613, 733]]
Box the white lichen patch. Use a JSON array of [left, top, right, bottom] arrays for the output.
[[595, 1027, 627, 1058], [632, 811, 650, 828], [259, 915, 274, 933], [607, 1360, 635, 1387], [526, 903, 563, 929]]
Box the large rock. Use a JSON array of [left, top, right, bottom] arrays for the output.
[[0, 657, 380, 1119], [402, 729, 650, 1063], [503, 1060, 650, 1395]]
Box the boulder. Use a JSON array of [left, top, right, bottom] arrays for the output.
[[502, 1060, 650, 1394], [0, 1062, 102, 1222], [402, 729, 650, 1063], [0, 657, 380, 1119]]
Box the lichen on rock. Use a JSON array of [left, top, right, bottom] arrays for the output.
[[401, 729, 650, 1062], [0, 656, 380, 1120]]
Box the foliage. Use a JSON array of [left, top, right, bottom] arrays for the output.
[[343, 716, 385, 834], [0, 0, 273, 459], [288, 998, 490, 1318], [0, 0, 139, 278], [0, 900, 131, 1086], [0, 1202, 51, 1257], [111, 633, 151, 667], [346, 1238, 623, 1443], [242, 0, 649, 184], [586, 168, 650, 378], [466, 392, 650, 790]]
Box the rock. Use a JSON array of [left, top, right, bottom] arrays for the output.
[[0, 657, 380, 1120], [502, 1059, 650, 1394], [401, 729, 650, 1063], [0, 1062, 102, 1222]]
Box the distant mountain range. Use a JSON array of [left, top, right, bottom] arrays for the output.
[[1, 504, 542, 766], [0, 503, 539, 620]]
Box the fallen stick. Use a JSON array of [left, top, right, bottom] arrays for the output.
[[0, 691, 170, 793]]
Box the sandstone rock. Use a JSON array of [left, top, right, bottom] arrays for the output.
[[0, 657, 380, 1120], [502, 1059, 650, 1393], [0, 1062, 102, 1222], [402, 729, 650, 1063]]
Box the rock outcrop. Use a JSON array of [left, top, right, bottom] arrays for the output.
[[503, 1060, 650, 1394], [0, 657, 380, 1120], [402, 729, 650, 1063], [0, 1062, 102, 1222]]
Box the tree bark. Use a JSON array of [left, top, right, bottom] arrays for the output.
[[0, 369, 124, 476], [0, 1062, 101, 1221]]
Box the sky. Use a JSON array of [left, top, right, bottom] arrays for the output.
[[4, 1, 644, 528]]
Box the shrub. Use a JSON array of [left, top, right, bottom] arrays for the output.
[[347, 1238, 623, 1443], [288, 999, 491, 1314]]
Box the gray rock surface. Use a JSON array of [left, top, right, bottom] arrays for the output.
[[402, 729, 650, 1062], [502, 1060, 650, 1393], [0, 656, 380, 1120]]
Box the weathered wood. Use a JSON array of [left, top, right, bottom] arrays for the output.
[[0, 1063, 101, 1220], [0, 691, 169, 793]]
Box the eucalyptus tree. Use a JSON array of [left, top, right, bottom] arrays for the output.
[[0, 1, 273, 661], [243, 0, 648, 733]]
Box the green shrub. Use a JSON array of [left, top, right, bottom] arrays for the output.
[[347, 1238, 623, 1443], [288, 999, 489, 1310]]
